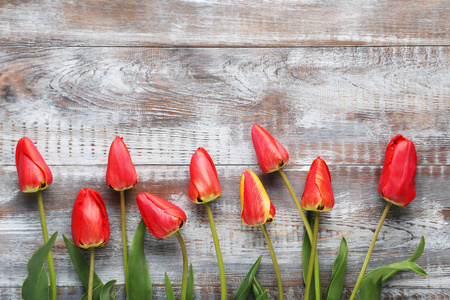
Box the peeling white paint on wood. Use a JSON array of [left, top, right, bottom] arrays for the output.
[[0, 0, 449, 46]]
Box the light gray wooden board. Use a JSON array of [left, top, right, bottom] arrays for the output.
[[0, 47, 449, 166], [0, 0, 449, 46], [0, 165, 448, 299], [0, 46, 449, 298]]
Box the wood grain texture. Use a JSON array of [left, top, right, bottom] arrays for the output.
[[0, 47, 449, 167], [0, 165, 448, 299], [0, 0, 449, 46], [1, 1, 449, 296]]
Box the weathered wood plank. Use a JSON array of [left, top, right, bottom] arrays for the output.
[[0, 0, 449, 46], [0, 165, 448, 299], [1, 47, 449, 167]]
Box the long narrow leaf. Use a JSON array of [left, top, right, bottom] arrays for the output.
[[362, 261, 427, 285], [358, 275, 382, 300], [252, 284, 261, 299], [324, 237, 348, 300], [80, 284, 103, 300], [100, 280, 117, 300], [165, 273, 175, 300], [302, 211, 316, 300], [128, 219, 152, 300], [22, 231, 58, 300], [382, 236, 425, 281], [63, 233, 102, 289], [186, 264, 194, 300], [232, 256, 263, 300], [253, 277, 265, 296], [256, 290, 269, 300], [358, 237, 427, 299]]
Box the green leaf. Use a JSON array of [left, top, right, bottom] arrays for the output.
[[324, 237, 348, 300], [22, 231, 58, 300], [358, 237, 427, 300], [186, 264, 194, 300], [80, 284, 103, 300], [382, 236, 425, 281], [255, 290, 269, 300], [127, 219, 152, 300], [253, 277, 265, 296], [362, 261, 427, 285], [232, 256, 263, 300], [302, 211, 316, 300], [165, 273, 175, 300], [100, 280, 117, 300], [358, 275, 382, 300], [252, 284, 261, 298], [63, 234, 102, 289]]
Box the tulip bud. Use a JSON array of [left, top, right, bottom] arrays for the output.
[[378, 135, 417, 207], [301, 157, 334, 212], [15, 137, 53, 193], [251, 124, 289, 173], [106, 136, 137, 191], [188, 147, 221, 203], [137, 193, 187, 239], [72, 188, 110, 249], [240, 169, 276, 226]]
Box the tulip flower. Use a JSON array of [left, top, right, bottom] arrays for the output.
[[251, 124, 289, 173], [106, 136, 137, 291], [240, 170, 283, 299], [71, 188, 110, 300], [301, 157, 334, 212], [188, 147, 226, 300], [15, 137, 53, 193], [240, 169, 276, 226], [188, 147, 221, 203], [302, 157, 334, 300], [72, 188, 110, 249], [378, 135, 417, 207], [15, 137, 56, 300], [137, 193, 186, 239], [350, 135, 417, 300], [137, 192, 189, 300], [106, 136, 137, 191]]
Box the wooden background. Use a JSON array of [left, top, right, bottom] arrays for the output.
[[0, 0, 449, 299]]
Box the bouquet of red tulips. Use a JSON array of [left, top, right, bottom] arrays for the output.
[[16, 126, 426, 300]]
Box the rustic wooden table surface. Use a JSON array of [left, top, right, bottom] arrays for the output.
[[0, 0, 449, 299]]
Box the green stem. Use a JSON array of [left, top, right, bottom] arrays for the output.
[[349, 202, 392, 300], [279, 169, 321, 296], [314, 257, 321, 300], [204, 202, 227, 300], [261, 224, 283, 300], [88, 247, 95, 300], [278, 169, 313, 239], [37, 191, 57, 300], [175, 231, 188, 300], [304, 212, 320, 300], [120, 190, 129, 292]]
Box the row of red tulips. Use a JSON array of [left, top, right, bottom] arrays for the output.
[[15, 125, 425, 300]]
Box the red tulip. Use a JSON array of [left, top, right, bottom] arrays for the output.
[[106, 136, 137, 191], [378, 135, 417, 207], [188, 147, 221, 203], [72, 188, 110, 249], [301, 157, 334, 211], [137, 193, 187, 239], [15, 137, 53, 193], [240, 170, 276, 226], [251, 124, 289, 173]]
